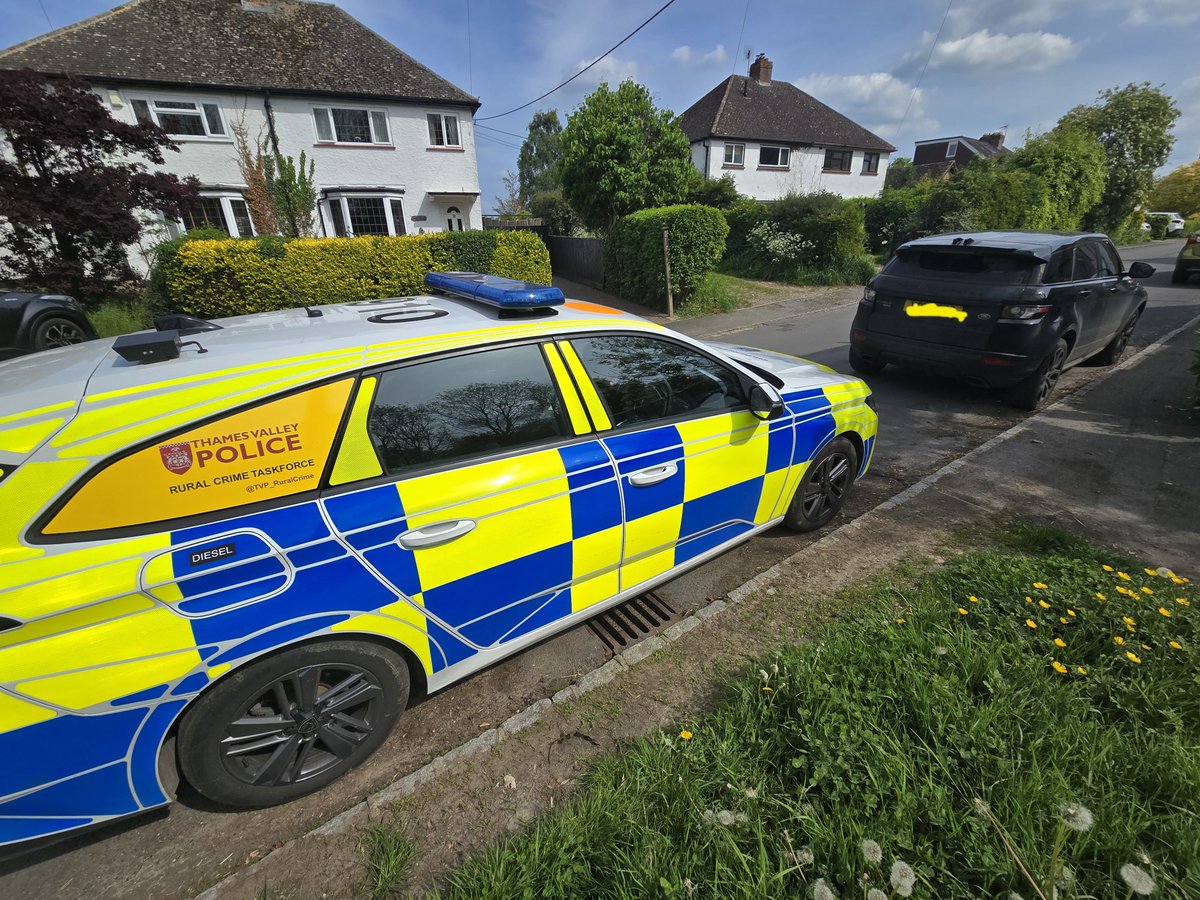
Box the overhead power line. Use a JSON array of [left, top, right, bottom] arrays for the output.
[[891, 0, 955, 145], [731, 0, 750, 75], [477, 0, 679, 121], [476, 123, 528, 141]]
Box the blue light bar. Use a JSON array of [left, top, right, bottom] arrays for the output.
[[424, 271, 564, 308]]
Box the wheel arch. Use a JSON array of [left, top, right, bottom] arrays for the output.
[[20, 304, 94, 345]]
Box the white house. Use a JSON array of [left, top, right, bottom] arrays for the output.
[[679, 55, 894, 201], [0, 0, 483, 249]]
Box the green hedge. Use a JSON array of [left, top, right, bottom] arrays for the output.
[[1148, 216, 1171, 239], [156, 230, 552, 319], [605, 205, 728, 311]]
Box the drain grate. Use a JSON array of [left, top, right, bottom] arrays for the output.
[[587, 591, 683, 657]]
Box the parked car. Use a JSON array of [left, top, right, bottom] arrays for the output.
[[0, 291, 96, 360], [0, 272, 876, 847], [1172, 231, 1200, 284], [849, 232, 1154, 409], [1146, 212, 1186, 236]]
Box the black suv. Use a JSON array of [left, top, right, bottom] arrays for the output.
[[848, 232, 1154, 409], [0, 292, 96, 360]]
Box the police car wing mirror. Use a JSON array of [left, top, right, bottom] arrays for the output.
[[748, 383, 784, 420]]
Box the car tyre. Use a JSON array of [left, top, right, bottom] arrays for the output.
[[848, 347, 886, 375], [1092, 309, 1140, 367], [783, 436, 858, 532], [1172, 266, 1190, 285], [178, 640, 409, 808], [1006, 338, 1068, 411], [31, 316, 88, 351]]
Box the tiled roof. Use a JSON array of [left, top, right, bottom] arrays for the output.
[[678, 75, 895, 152], [0, 0, 478, 107]]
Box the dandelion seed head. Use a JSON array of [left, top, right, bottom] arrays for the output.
[[735, 812, 748, 824], [701, 809, 716, 824], [759, 669, 770, 681], [973, 797, 990, 816], [797, 845, 815, 865], [745, 787, 758, 799], [1057, 865, 1075, 889], [867, 888, 887, 900], [1058, 802, 1094, 832], [813, 877, 837, 900], [861, 838, 883, 865], [716, 809, 736, 827], [771, 662, 779, 675], [890, 860, 916, 896], [1120, 863, 1155, 895], [1136, 850, 1151, 865], [934, 646, 948, 656]]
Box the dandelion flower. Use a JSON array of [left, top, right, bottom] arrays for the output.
[[1119, 863, 1155, 896], [1141, 643, 1151, 650], [1176, 597, 1190, 606], [958, 607, 969, 615], [1026, 596, 1033, 604], [1127, 623, 1137, 632], [890, 860, 916, 897], [1026, 619, 1038, 629], [1038, 599, 1052, 609], [762, 686, 773, 692], [813, 877, 836, 900], [1054, 637, 1067, 648], [1142, 586, 1154, 595], [797, 845, 815, 865], [1096, 592, 1106, 600], [1144, 567, 1158, 576], [968, 595, 979, 603], [680, 730, 693, 741], [861, 838, 883, 865], [896, 617, 906, 624], [1034, 582, 1048, 589], [1058, 802, 1094, 832], [868, 890, 887, 900], [1077, 666, 1088, 676], [1067, 608, 1077, 617], [1124, 616, 1137, 625], [1158, 607, 1171, 617], [1061, 617, 1070, 624], [1126, 651, 1142, 664], [1103, 564, 1114, 572], [1118, 571, 1132, 581], [1114, 636, 1126, 645], [1052, 660, 1068, 674], [716, 809, 736, 826], [1170, 641, 1182, 650]]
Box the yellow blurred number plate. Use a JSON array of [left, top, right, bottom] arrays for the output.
[[905, 301, 967, 323]]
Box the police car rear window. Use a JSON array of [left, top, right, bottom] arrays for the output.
[[42, 379, 354, 537]]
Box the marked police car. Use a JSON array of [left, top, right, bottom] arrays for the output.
[[0, 273, 877, 846]]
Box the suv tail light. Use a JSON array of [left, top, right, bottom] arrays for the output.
[[861, 287, 876, 306], [1000, 304, 1051, 321]]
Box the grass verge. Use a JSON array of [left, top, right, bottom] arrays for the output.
[[89, 297, 154, 337], [438, 525, 1197, 899], [362, 822, 416, 898]]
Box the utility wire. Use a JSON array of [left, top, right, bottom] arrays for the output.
[[731, 0, 750, 75], [477, 123, 528, 141], [477, 0, 679, 121], [36, 0, 54, 29], [475, 131, 523, 152], [891, 0, 954, 145]]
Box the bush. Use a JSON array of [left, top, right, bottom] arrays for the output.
[[1185, 214, 1200, 236], [685, 170, 740, 210], [530, 190, 582, 237], [605, 204, 728, 311], [154, 231, 551, 318], [1148, 215, 1171, 239], [89, 297, 154, 337]]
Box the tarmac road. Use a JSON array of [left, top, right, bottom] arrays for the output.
[[1, 240, 1195, 899]]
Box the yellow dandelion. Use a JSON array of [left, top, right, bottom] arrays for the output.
[[1076, 666, 1088, 676], [1123, 616, 1136, 625], [957, 607, 969, 615], [1170, 641, 1182, 650], [1025, 619, 1037, 629], [1033, 582, 1048, 589], [1025, 596, 1034, 604], [1054, 638, 1067, 648], [1144, 568, 1158, 577], [1114, 636, 1126, 645], [762, 686, 773, 692], [1141, 643, 1151, 650], [680, 730, 693, 740], [1158, 607, 1172, 617], [1038, 599, 1051, 609], [1126, 623, 1137, 632], [1067, 609, 1077, 617], [1051, 660, 1068, 674], [1103, 564, 1114, 572], [1096, 592, 1106, 600], [1141, 586, 1154, 595], [1170, 575, 1185, 584], [1126, 651, 1142, 664], [968, 595, 979, 603], [1118, 572, 1132, 581], [896, 617, 906, 624], [1060, 617, 1069, 624], [1177, 597, 1191, 606]]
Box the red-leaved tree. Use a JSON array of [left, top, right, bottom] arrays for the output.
[[0, 69, 199, 302]]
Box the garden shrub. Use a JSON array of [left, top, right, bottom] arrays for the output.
[[155, 230, 550, 318], [605, 204, 728, 311], [1148, 215, 1170, 239], [1184, 214, 1200, 236]]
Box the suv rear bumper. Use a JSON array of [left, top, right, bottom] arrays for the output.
[[849, 330, 1040, 388]]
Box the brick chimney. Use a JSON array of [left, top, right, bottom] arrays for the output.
[[979, 131, 1005, 151], [749, 53, 773, 85]]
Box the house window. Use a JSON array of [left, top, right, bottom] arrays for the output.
[[312, 107, 391, 145], [945, 140, 959, 158], [759, 145, 790, 168], [862, 152, 880, 175], [173, 193, 255, 238], [427, 114, 461, 147], [323, 193, 406, 237], [823, 149, 853, 172], [131, 97, 226, 138], [723, 143, 744, 166]]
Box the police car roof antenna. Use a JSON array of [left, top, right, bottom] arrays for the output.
[[179, 340, 208, 354], [277, 274, 323, 318]]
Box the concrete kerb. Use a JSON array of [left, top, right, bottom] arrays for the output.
[[194, 311, 1200, 898]]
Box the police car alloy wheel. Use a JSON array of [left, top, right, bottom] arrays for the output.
[[784, 437, 857, 532], [177, 641, 409, 807]]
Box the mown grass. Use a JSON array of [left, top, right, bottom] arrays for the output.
[[439, 525, 1197, 899]]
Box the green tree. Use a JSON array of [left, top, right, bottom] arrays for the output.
[[529, 190, 581, 236], [1149, 160, 1200, 216], [1058, 83, 1180, 234], [517, 110, 563, 203], [1003, 127, 1107, 231], [685, 170, 740, 209], [560, 81, 691, 233], [883, 157, 921, 189], [264, 150, 317, 237]]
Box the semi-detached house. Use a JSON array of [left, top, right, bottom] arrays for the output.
[[0, 0, 483, 252], [679, 55, 895, 201]]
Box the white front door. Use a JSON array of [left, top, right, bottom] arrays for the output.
[[446, 206, 465, 231]]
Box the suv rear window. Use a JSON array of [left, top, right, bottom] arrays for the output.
[[887, 249, 1039, 284]]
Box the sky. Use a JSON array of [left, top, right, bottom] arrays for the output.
[[4, 0, 1199, 214]]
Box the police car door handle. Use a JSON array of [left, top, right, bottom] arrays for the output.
[[397, 519, 477, 549], [628, 463, 678, 486]]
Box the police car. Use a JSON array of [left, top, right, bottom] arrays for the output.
[[0, 273, 877, 845]]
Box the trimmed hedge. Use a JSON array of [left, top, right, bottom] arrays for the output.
[[605, 204, 728, 311], [157, 230, 552, 318]]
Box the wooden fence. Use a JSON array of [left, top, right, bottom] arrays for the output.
[[546, 235, 605, 287]]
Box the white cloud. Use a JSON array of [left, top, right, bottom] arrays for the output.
[[574, 53, 637, 85], [943, 0, 1081, 35], [1127, 0, 1200, 25], [795, 72, 937, 140], [905, 28, 1079, 73], [670, 44, 728, 66]]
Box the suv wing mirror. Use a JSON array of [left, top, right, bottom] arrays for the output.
[[1126, 261, 1155, 280], [748, 383, 785, 420]]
